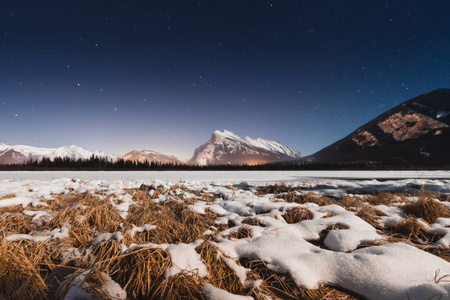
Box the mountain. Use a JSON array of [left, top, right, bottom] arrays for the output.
[[303, 88, 450, 167], [0, 144, 119, 164], [122, 150, 184, 165], [188, 130, 302, 165]]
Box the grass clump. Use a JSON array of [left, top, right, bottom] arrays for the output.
[[356, 206, 387, 229], [0, 240, 52, 300], [392, 216, 429, 241], [338, 196, 363, 210], [283, 206, 313, 224], [110, 247, 171, 298], [284, 192, 334, 206], [365, 192, 409, 205], [227, 225, 253, 239], [0, 212, 34, 240], [125, 198, 216, 244], [196, 241, 243, 294], [153, 272, 204, 300], [402, 192, 450, 224]]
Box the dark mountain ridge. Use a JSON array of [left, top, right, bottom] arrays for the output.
[[302, 89, 450, 168]]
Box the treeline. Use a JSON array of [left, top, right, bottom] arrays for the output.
[[0, 155, 423, 171]]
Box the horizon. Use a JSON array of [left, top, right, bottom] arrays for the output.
[[1, 1, 449, 159]]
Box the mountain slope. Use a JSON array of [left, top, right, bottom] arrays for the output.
[[0, 144, 119, 164], [189, 130, 302, 165], [304, 88, 450, 167], [123, 150, 184, 165]]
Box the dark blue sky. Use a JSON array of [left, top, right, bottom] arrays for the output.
[[1, 0, 449, 158]]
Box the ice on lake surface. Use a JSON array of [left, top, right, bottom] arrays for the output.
[[1, 170, 449, 182]]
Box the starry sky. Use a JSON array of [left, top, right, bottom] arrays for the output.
[[1, 0, 449, 159]]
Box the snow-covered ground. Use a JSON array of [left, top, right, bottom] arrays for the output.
[[1, 172, 450, 299]]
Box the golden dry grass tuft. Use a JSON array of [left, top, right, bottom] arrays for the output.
[[242, 259, 360, 300], [109, 247, 171, 298], [242, 217, 264, 227], [392, 216, 429, 241], [92, 240, 122, 269], [195, 240, 243, 294], [356, 206, 387, 229], [284, 191, 334, 206], [0, 212, 34, 240], [338, 196, 364, 210], [243, 259, 296, 299], [0, 193, 16, 200], [125, 197, 216, 244], [0, 239, 52, 300], [283, 206, 313, 224], [0, 203, 24, 216], [227, 225, 253, 239], [365, 192, 410, 205], [153, 272, 204, 300], [86, 199, 122, 233], [402, 192, 450, 224]]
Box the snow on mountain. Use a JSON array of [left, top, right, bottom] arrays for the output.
[[188, 130, 302, 166], [0, 143, 119, 164], [123, 150, 184, 165]]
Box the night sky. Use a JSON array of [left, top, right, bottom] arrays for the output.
[[1, 0, 449, 159]]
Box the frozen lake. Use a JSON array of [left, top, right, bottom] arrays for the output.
[[0, 170, 449, 182]]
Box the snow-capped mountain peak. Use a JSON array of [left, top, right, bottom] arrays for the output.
[[188, 130, 302, 165], [0, 143, 119, 164]]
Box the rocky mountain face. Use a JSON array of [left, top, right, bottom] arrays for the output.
[[0, 144, 119, 164], [188, 130, 302, 166], [122, 150, 184, 165], [304, 88, 450, 167]]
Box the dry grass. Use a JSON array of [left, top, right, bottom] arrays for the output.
[[0, 203, 24, 216], [402, 191, 450, 224], [242, 217, 264, 227], [125, 197, 216, 244], [283, 206, 313, 224], [242, 259, 360, 300], [338, 196, 364, 210], [284, 191, 334, 206], [92, 240, 122, 269], [356, 206, 387, 229], [365, 192, 410, 205], [256, 183, 292, 195], [153, 272, 204, 300], [243, 259, 292, 299], [196, 241, 243, 294], [0, 193, 16, 200], [392, 216, 429, 242], [319, 223, 350, 243], [0, 239, 53, 300], [227, 225, 253, 239], [109, 247, 171, 298], [0, 212, 34, 240]]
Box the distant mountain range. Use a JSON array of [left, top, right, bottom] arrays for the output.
[[188, 130, 303, 165], [1, 89, 449, 168], [301, 88, 450, 167], [0, 144, 119, 165]]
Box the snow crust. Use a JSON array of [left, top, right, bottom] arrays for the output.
[[203, 283, 253, 300], [164, 241, 209, 278]]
